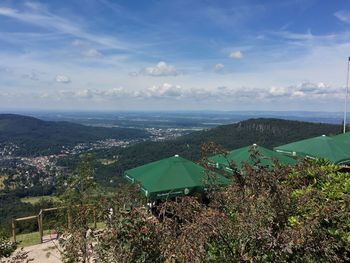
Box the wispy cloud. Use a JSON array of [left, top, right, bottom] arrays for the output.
[[22, 71, 39, 81], [72, 40, 103, 58], [197, 4, 265, 28], [269, 30, 338, 45], [0, 4, 128, 50], [334, 10, 350, 24], [213, 63, 224, 72]]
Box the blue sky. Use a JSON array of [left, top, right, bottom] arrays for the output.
[[0, 0, 350, 111]]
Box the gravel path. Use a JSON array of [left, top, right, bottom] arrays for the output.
[[18, 238, 61, 263]]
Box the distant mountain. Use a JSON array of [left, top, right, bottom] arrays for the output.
[[89, 118, 342, 184], [0, 114, 149, 156]]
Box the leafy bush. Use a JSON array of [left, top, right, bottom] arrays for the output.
[[0, 235, 16, 258]]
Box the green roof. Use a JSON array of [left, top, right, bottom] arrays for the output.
[[332, 131, 350, 144], [274, 135, 350, 164], [124, 155, 230, 199], [208, 144, 297, 172]]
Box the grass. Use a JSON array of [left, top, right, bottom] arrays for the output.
[[20, 195, 60, 205], [89, 221, 106, 229], [13, 222, 106, 247], [14, 229, 52, 247], [98, 158, 117, 165]]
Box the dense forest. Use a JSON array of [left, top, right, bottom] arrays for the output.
[[0, 114, 149, 156]]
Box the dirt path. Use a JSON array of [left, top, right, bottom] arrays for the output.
[[18, 237, 61, 263]]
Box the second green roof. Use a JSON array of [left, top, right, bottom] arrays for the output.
[[274, 135, 350, 164], [332, 131, 350, 144], [208, 144, 297, 172]]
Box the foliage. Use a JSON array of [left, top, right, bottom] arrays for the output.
[[94, 185, 164, 262], [0, 230, 32, 263], [58, 154, 101, 263], [61, 142, 349, 262], [0, 248, 32, 263], [0, 232, 16, 259]]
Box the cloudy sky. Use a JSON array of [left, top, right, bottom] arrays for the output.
[[0, 0, 350, 111]]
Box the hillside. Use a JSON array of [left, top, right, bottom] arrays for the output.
[[0, 117, 343, 233], [81, 118, 342, 186], [0, 114, 149, 156]]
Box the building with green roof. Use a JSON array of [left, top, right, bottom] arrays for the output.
[[274, 135, 350, 164], [332, 131, 350, 145], [208, 144, 297, 173], [124, 155, 230, 200]]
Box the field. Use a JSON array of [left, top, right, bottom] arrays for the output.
[[98, 158, 117, 165], [20, 195, 60, 205], [14, 229, 53, 247]]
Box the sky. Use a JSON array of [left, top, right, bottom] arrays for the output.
[[0, 0, 350, 111]]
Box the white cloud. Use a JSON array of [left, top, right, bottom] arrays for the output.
[[334, 10, 350, 24], [55, 75, 71, 83], [146, 83, 183, 98], [75, 89, 95, 98], [269, 86, 288, 96], [291, 91, 304, 97], [296, 81, 333, 94], [267, 81, 342, 100], [72, 40, 103, 58], [50, 84, 186, 101], [229, 51, 243, 59], [213, 63, 225, 72], [1, 80, 345, 112], [142, 61, 179, 76]]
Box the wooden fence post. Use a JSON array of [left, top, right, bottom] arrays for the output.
[[12, 219, 16, 243], [67, 209, 72, 229], [93, 207, 97, 229], [38, 210, 43, 243]]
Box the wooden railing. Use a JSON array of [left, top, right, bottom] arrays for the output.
[[12, 206, 97, 244]]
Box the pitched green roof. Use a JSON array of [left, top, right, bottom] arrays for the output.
[[274, 135, 350, 164], [124, 155, 229, 199], [332, 131, 350, 144], [208, 144, 297, 172]]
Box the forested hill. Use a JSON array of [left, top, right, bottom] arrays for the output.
[[0, 114, 149, 156], [91, 118, 342, 183], [182, 118, 341, 150]]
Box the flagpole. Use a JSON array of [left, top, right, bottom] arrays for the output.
[[343, 57, 350, 134]]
